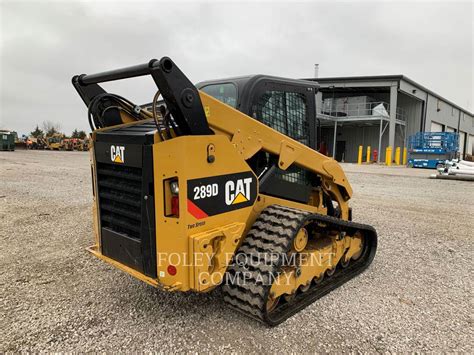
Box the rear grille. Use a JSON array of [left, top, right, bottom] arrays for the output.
[[97, 163, 142, 239]]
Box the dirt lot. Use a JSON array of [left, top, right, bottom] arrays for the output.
[[1, 150, 473, 352]]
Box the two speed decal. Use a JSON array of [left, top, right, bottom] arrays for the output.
[[187, 172, 257, 219]]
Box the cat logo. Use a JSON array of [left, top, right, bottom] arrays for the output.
[[110, 145, 125, 164], [187, 172, 256, 218], [225, 177, 252, 206]]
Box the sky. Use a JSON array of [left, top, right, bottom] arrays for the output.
[[0, 0, 473, 135]]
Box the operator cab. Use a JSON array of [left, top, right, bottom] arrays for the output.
[[196, 76, 321, 204]]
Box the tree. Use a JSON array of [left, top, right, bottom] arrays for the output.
[[30, 125, 44, 138], [77, 130, 87, 139], [42, 120, 62, 137], [71, 129, 86, 139]]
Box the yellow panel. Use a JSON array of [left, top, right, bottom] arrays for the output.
[[153, 135, 258, 291], [189, 222, 245, 291]]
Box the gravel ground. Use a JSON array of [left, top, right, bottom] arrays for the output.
[[1, 150, 473, 352]]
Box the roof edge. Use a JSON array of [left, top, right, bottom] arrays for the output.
[[304, 75, 472, 116]]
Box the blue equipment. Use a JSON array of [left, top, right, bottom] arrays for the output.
[[408, 132, 458, 169]]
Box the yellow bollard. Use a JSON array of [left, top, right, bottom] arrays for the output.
[[358, 145, 363, 165], [395, 147, 401, 165], [385, 146, 392, 166], [366, 146, 371, 163], [402, 147, 407, 165]]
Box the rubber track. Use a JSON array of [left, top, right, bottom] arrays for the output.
[[222, 204, 377, 326]]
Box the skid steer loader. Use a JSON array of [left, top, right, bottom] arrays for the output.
[[72, 57, 377, 326]]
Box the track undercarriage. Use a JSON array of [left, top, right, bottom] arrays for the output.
[[223, 205, 377, 326]]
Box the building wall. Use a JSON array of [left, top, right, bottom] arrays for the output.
[[397, 92, 422, 142], [321, 124, 394, 162], [399, 79, 473, 157], [399, 80, 428, 102], [461, 113, 474, 156], [424, 93, 461, 131], [316, 77, 473, 161], [459, 111, 474, 134], [423, 94, 473, 157]]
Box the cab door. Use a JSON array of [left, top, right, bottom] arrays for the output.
[[246, 81, 318, 203], [248, 81, 317, 150]]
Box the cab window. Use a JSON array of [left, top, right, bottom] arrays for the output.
[[254, 90, 308, 146], [200, 83, 237, 108]]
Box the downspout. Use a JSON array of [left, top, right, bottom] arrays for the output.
[[457, 110, 462, 159], [422, 93, 429, 132], [457, 110, 461, 132]]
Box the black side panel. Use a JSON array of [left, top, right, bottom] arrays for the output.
[[101, 228, 143, 272], [97, 163, 142, 239], [95, 134, 156, 278]]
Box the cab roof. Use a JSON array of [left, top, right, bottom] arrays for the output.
[[196, 75, 319, 112]]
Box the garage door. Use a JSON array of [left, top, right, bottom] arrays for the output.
[[430, 121, 443, 132], [468, 134, 474, 156], [445, 126, 456, 133]]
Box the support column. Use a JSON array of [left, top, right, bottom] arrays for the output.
[[378, 119, 383, 163], [388, 84, 398, 162], [332, 121, 337, 159], [404, 123, 407, 149]]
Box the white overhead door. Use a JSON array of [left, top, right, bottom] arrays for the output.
[[430, 121, 443, 132], [468, 134, 474, 156], [445, 126, 456, 133]]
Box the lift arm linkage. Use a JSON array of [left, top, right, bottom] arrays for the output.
[[72, 57, 212, 135]]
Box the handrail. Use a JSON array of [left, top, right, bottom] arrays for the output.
[[321, 100, 407, 121]]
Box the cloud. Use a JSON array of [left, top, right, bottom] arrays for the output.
[[0, 0, 472, 135]]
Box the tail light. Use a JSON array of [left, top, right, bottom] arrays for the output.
[[171, 195, 179, 216], [164, 178, 179, 217]]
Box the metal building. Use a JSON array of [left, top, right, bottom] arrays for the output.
[[305, 75, 474, 163]]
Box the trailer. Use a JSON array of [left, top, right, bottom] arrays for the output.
[[408, 132, 458, 169], [0, 130, 16, 151]]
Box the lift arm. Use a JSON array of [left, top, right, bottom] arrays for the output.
[[72, 57, 212, 135], [199, 92, 353, 216]]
